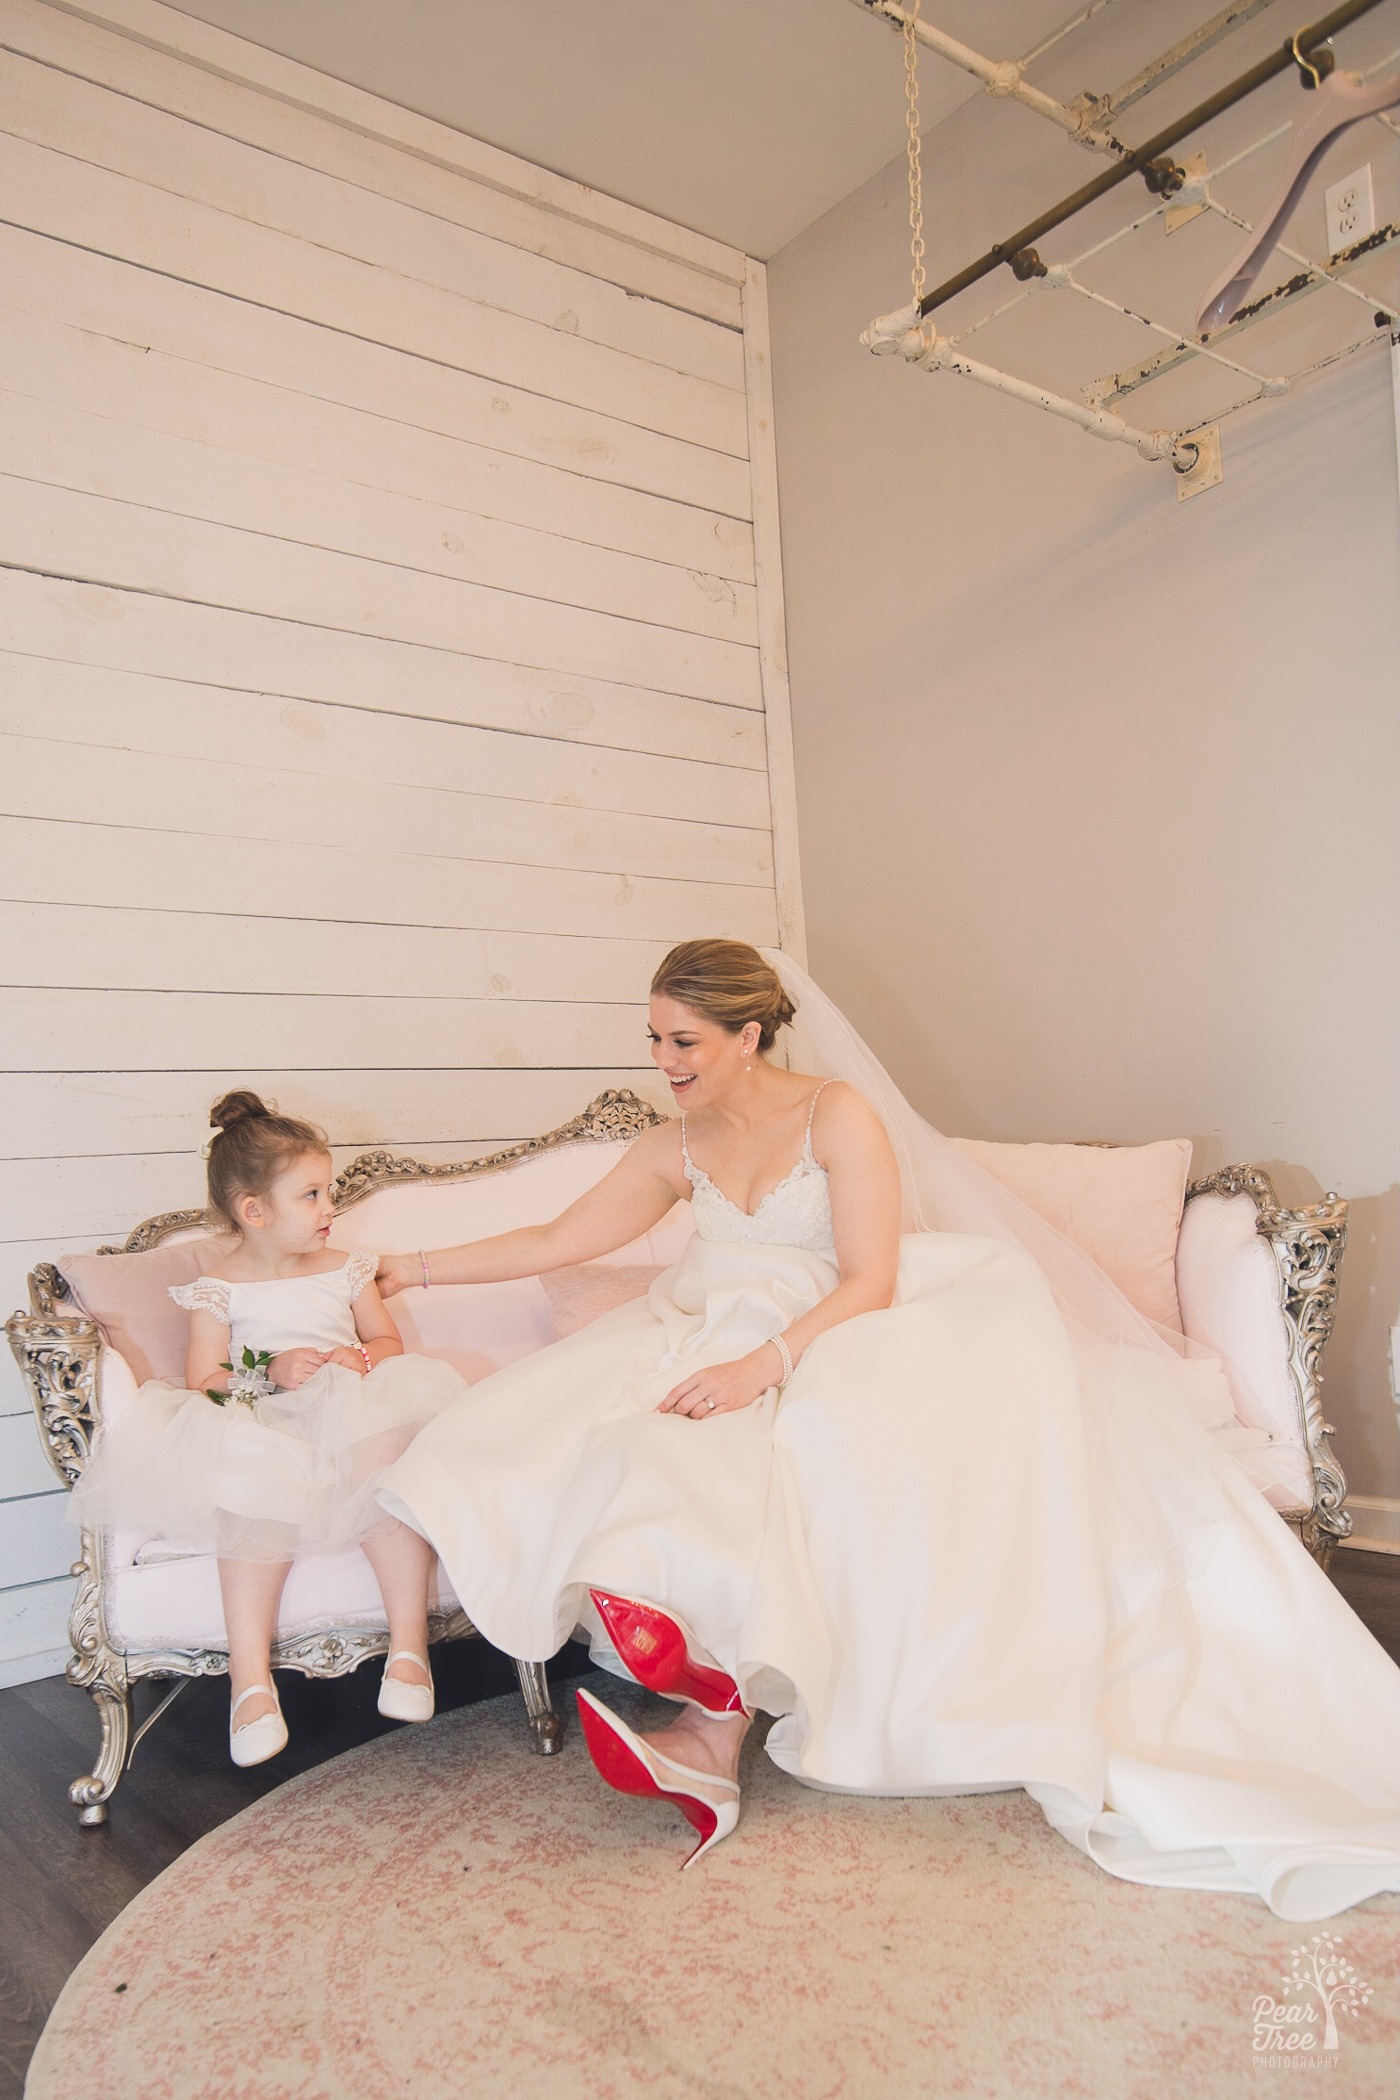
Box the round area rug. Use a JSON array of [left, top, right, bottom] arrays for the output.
[[29, 1675, 1399, 2100]]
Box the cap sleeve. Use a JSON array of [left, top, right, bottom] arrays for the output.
[[342, 1251, 378, 1303], [168, 1277, 232, 1323]]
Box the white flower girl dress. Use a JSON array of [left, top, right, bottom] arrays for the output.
[[73, 1252, 466, 1562]]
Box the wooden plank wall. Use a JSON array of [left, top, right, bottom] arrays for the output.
[[0, 0, 804, 1682]]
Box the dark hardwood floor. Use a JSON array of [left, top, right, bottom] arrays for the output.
[[2, 1554, 1397, 2099], [0, 1633, 596, 2100]]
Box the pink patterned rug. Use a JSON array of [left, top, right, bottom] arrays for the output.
[[28, 1677, 1399, 2099]]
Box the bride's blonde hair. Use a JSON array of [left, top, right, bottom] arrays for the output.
[[650, 940, 796, 1053]]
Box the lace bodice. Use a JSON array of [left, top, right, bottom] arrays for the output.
[[682, 1083, 837, 1259], [169, 1252, 378, 1358]]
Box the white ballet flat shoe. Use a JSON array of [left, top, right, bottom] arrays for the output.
[[378, 1649, 435, 1723], [229, 1683, 288, 1768]]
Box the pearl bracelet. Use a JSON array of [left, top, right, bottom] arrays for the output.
[[769, 1333, 794, 1388], [419, 1250, 431, 1290]]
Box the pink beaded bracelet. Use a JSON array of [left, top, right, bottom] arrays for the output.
[[419, 1250, 431, 1290], [356, 1344, 372, 1375]]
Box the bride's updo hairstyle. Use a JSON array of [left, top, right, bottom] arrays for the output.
[[650, 940, 796, 1055], [205, 1091, 330, 1233]]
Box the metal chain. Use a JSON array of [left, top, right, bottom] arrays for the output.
[[903, 0, 926, 309]]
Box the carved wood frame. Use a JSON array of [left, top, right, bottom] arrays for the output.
[[1184, 1165, 1351, 1568]]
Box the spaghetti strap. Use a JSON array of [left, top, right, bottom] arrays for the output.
[[803, 1080, 835, 1164], [679, 1114, 694, 1174]]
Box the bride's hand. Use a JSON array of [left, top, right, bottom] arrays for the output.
[[376, 1252, 419, 1299], [658, 1350, 776, 1420]]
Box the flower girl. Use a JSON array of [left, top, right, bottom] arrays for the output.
[[72, 1092, 467, 1766]]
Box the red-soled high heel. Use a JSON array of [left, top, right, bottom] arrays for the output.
[[576, 1687, 740, 1869], [589, 1589, 745, 1714]]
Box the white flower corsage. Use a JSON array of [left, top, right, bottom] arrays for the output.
[[208, 1347, 276, 1408]]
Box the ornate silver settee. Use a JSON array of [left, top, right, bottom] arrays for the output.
[[7, 1093, 1350, 1827]]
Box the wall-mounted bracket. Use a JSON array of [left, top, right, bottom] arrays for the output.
[[1165, 151, 1212, 232], [1174, 423, 1225, 497]]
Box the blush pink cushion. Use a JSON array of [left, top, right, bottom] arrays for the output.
[[539, 1263, 664, 1339], [951, 1137, 1192, 1333], [59, 1236, 237, 1384]]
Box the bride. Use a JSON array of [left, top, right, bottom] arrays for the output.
[[376, 940, 1400, 1920]]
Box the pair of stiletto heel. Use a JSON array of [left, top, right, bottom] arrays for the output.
[[228, 1650, 435, 1766], [576, 1589, 747, 1867]]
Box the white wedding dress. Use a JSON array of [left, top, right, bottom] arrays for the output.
[[379, 981, 1400, 1924]]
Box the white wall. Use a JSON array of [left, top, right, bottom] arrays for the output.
[[768, 7, 1400, 1506], [0, 0, 801, 1681]]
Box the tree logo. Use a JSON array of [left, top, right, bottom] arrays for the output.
[[1251, 1934, 1374, 2059]]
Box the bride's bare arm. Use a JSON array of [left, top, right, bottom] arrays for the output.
[[660, 1086, 901, 1417], [783, 1085, 901, 1342], [378, 1126, 685, 1296]]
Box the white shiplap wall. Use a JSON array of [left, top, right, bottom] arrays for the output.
[[0, 0, 804, 1683]]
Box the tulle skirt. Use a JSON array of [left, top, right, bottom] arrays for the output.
[[72, 1354, 468, 1562]]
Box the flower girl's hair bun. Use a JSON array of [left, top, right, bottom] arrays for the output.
[[651, 940, 796, 1054], [205, 1092, 330, 1232], [208, 1089, 271, 1132]]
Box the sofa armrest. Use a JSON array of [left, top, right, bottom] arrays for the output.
[[6, 1263, 102, 1488], [1178, 1166, 1350, 1561]]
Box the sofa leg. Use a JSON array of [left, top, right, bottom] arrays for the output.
[[69, 1677, 132, 1827], [513, 1657, 562, 1755], [1294, 1504, 1349, 1574]]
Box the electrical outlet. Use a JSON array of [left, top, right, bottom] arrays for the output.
[[1324, 165, 1375, 257]]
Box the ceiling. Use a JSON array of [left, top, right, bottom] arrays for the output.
[[161, 0, 1090, 259]]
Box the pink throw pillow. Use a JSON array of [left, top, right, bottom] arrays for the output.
[[951, 1137, 1192, 1334], [540, 1263, 663, 1339], [59, 1236, 238, 1384]]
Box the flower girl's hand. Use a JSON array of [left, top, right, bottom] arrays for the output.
[[268, 1347, 331, 1390], [376, 1253, 417, 1299], [325, 1346, 368, 1376], [658, 1351, 775, 1420]]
